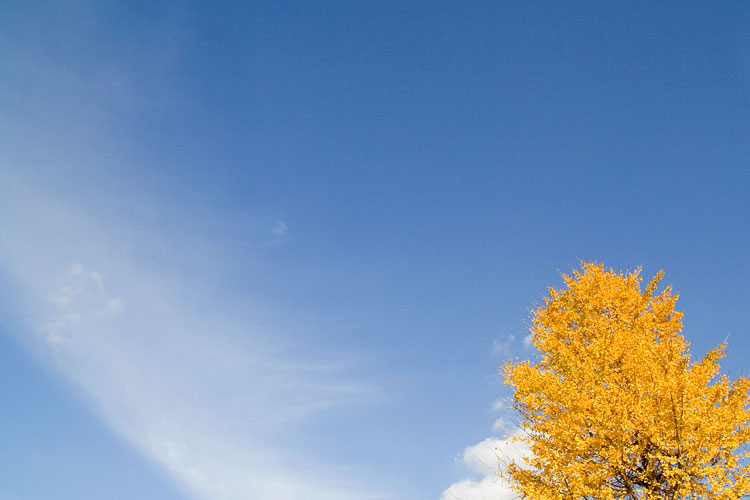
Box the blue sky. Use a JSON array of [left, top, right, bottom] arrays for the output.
[[1, 1, 749, 499]]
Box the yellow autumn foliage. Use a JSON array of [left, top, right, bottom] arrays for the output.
[[501, 262, 750, 500]]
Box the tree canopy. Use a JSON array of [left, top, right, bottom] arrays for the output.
[[501, 262, 750, 500]]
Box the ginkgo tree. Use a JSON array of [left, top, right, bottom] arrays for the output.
[[501, 262, 750, 500]]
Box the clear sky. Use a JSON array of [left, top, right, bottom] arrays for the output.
[[0, 2, 748, 499]]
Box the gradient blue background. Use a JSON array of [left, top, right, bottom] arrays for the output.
[[1, 2, 748, 499]]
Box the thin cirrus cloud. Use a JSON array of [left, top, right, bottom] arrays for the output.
[[0, 179, 389, 500]]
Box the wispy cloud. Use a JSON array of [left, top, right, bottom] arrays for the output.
[[272, 220, 287, 237], [42, 263, 122, 346], [491, 334, 516, 357], [492, 330, 536, 358], [523, 333, 533, 349], [0, 179, 390, 500]]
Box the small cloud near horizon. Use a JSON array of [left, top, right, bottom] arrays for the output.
[[441, 432, 529, 500]]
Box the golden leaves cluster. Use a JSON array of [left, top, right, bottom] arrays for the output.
[[501, 263, 750, 500]]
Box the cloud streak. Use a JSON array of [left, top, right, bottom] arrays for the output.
[[0, 179, 389, 500]]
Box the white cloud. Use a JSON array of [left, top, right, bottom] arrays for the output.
[[441, 475, 516, 500], [493, 332, 535, 355], [272, 220, 287, 236], [492, 415, 513, 434], [462, 436, 527, 476], [523, 333, 533, 348], [492, 420, 505, 433], [491, 334, 516, 357], [441, 433, 529, 500], [491, 398, 506, 412]]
